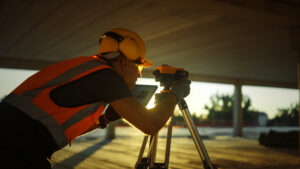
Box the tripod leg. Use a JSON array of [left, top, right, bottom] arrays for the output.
[[164, 116, 173, 168], [178, 99, 215, 169], [149, 135, 158, 168], [135, 135, 149, 168], [135, 135, 159, 169]]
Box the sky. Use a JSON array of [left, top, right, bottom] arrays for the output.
[[0, 68, 299, 119]]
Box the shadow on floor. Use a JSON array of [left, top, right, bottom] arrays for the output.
[[52, 139, 112, 168]]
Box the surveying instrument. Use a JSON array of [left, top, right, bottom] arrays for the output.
[[134, 65, 217, 169]]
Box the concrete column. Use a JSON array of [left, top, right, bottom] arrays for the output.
[[233, 81, 243, 137], [105, 121, 118, 140], [290, 26, 300, 152], [298, 62, 300, 152], [105, 124, 115, 140]]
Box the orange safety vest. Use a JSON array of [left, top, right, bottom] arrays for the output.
[[3, 55, 112, 148]]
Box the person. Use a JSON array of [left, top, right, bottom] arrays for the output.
[[0, 28, 190, 168]]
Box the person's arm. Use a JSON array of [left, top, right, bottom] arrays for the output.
[[50, 69, 133, 134], [111, 77, 190, 136], [50, 68, 189, 136], [111, 93, 177, 136]]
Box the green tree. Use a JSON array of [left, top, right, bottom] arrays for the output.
[[204, 93, 265, 126], [204, 93, 233, 126], [191, 113, 200, 126], [172, 110, 202, 126], [173, 113, 185, 126], [267, 103, 299, 126]]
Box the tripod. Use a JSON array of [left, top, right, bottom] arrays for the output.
[[135, 90, 217, 169]]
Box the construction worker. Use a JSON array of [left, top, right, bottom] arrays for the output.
[[0, 28, 190, 168]]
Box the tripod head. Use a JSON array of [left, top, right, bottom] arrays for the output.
[[153, 65, 188, 91]]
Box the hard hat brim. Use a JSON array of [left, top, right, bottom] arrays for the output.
[[143, 58, 153, 68]]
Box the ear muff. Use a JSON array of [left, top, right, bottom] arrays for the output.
[[101, 31, 141, 61]]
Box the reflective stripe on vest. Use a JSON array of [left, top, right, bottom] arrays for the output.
[[4, 56, 111, 148]]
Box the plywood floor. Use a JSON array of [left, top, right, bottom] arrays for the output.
[[51, 136, 300, 169]]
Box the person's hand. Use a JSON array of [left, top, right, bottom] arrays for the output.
[[170, 77, 191, 101], [98, 106, 121, 128]]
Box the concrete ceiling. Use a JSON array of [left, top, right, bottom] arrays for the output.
[[0, 0, 299, 88]]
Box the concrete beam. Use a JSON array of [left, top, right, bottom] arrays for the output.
[[0, 57, 297, 89], [143, 70, 298, 89], [145, 70, 298, 89], [0, 57, 56, 70], [213, 0, 300, 20]]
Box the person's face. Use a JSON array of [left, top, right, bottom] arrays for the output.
[[121, 58, 142, 90]]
